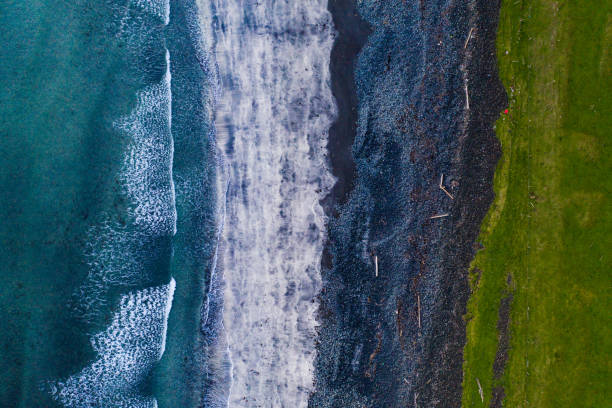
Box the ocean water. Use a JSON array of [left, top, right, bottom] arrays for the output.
[[0, 0, 198, 406]]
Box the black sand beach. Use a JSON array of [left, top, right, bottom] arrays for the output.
[[414, 0, 506, 405], [312, 0, 505, 406]]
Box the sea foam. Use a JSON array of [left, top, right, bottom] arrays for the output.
[[211, 0, 336, 406], [117, 49, 176, 237], [70, 49, 175, 323], [49, 279, 176, 408], [132, 0, 170, 25]]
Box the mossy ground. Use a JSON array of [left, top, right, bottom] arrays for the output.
[[462, 0, 611, 406]]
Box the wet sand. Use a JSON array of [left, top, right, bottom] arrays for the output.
[[321, 0, 371, 215]]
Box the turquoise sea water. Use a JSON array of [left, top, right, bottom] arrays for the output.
[[0, 1, 217, 406]]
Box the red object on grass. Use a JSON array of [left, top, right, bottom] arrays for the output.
[[503, 109, 509, 114]]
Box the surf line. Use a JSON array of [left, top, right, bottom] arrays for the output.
[[48, 39, 177, 407], [210, 0, 336, 406]]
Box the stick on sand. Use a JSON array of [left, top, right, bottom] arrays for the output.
[[417, 294, 421, 329], [439, 174, 454, 199], [464, 27, 474, 49], [374, 255, 378, 277]]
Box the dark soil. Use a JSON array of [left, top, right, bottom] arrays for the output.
[[493, 284, 513, 380], [490, 277, 514, 408], [490, 386, 506, 408]]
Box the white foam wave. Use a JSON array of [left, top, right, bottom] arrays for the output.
[[49, 279, 176, 408], [116, 49, 176, 237], [211, 0, 336, 406], [71, 49, 175, 321], [132, 0, 170, 25], [159, 277, 176, 357]]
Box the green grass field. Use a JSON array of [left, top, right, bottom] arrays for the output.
[[462, 0, 611, 406]]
